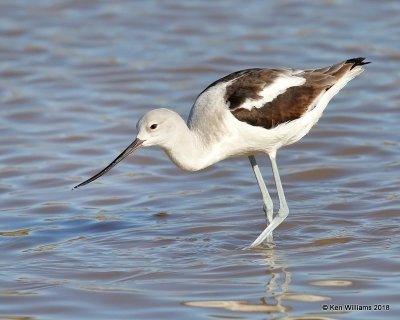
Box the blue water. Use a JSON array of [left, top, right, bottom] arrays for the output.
[[1, 1, 399, 319]]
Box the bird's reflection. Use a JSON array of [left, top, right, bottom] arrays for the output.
[[185, 245, 335, 319], [255, 246, 292, 313]]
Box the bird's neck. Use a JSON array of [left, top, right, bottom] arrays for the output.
[[160, 120, 220, 172]]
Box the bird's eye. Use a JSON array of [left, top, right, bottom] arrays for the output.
[[150, 124, 158, 130]]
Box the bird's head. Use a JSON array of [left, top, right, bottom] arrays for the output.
[[136, 108, 183, 148], [73, 108, 184, 189]]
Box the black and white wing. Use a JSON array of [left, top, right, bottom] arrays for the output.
[[196, 58, 369, 130]]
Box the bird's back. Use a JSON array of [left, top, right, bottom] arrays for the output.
[[189, 58, 368, 137]]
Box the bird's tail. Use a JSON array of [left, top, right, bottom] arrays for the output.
[[345, 57, 371, 70], [311, 57, 369, 117], [313, 57, 370, 80]]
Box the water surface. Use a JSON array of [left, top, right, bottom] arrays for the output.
[[1, 1, 399, 319]]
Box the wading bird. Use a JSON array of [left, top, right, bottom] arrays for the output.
[[74, 57, 369, 247]]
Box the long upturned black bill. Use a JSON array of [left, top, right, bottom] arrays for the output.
[[73, 138, 144, 189]]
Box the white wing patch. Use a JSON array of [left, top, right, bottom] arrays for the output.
[[235, 74, 306, 111]]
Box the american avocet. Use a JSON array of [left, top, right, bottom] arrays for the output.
[[74, 57, 369, 247]]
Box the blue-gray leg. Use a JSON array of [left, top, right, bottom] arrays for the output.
[[250, 152, 289, 248], [248, 155, 274, 243]]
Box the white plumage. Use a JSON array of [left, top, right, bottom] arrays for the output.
[[74, 58, 369, 247], [232, 73, 306, 111]]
